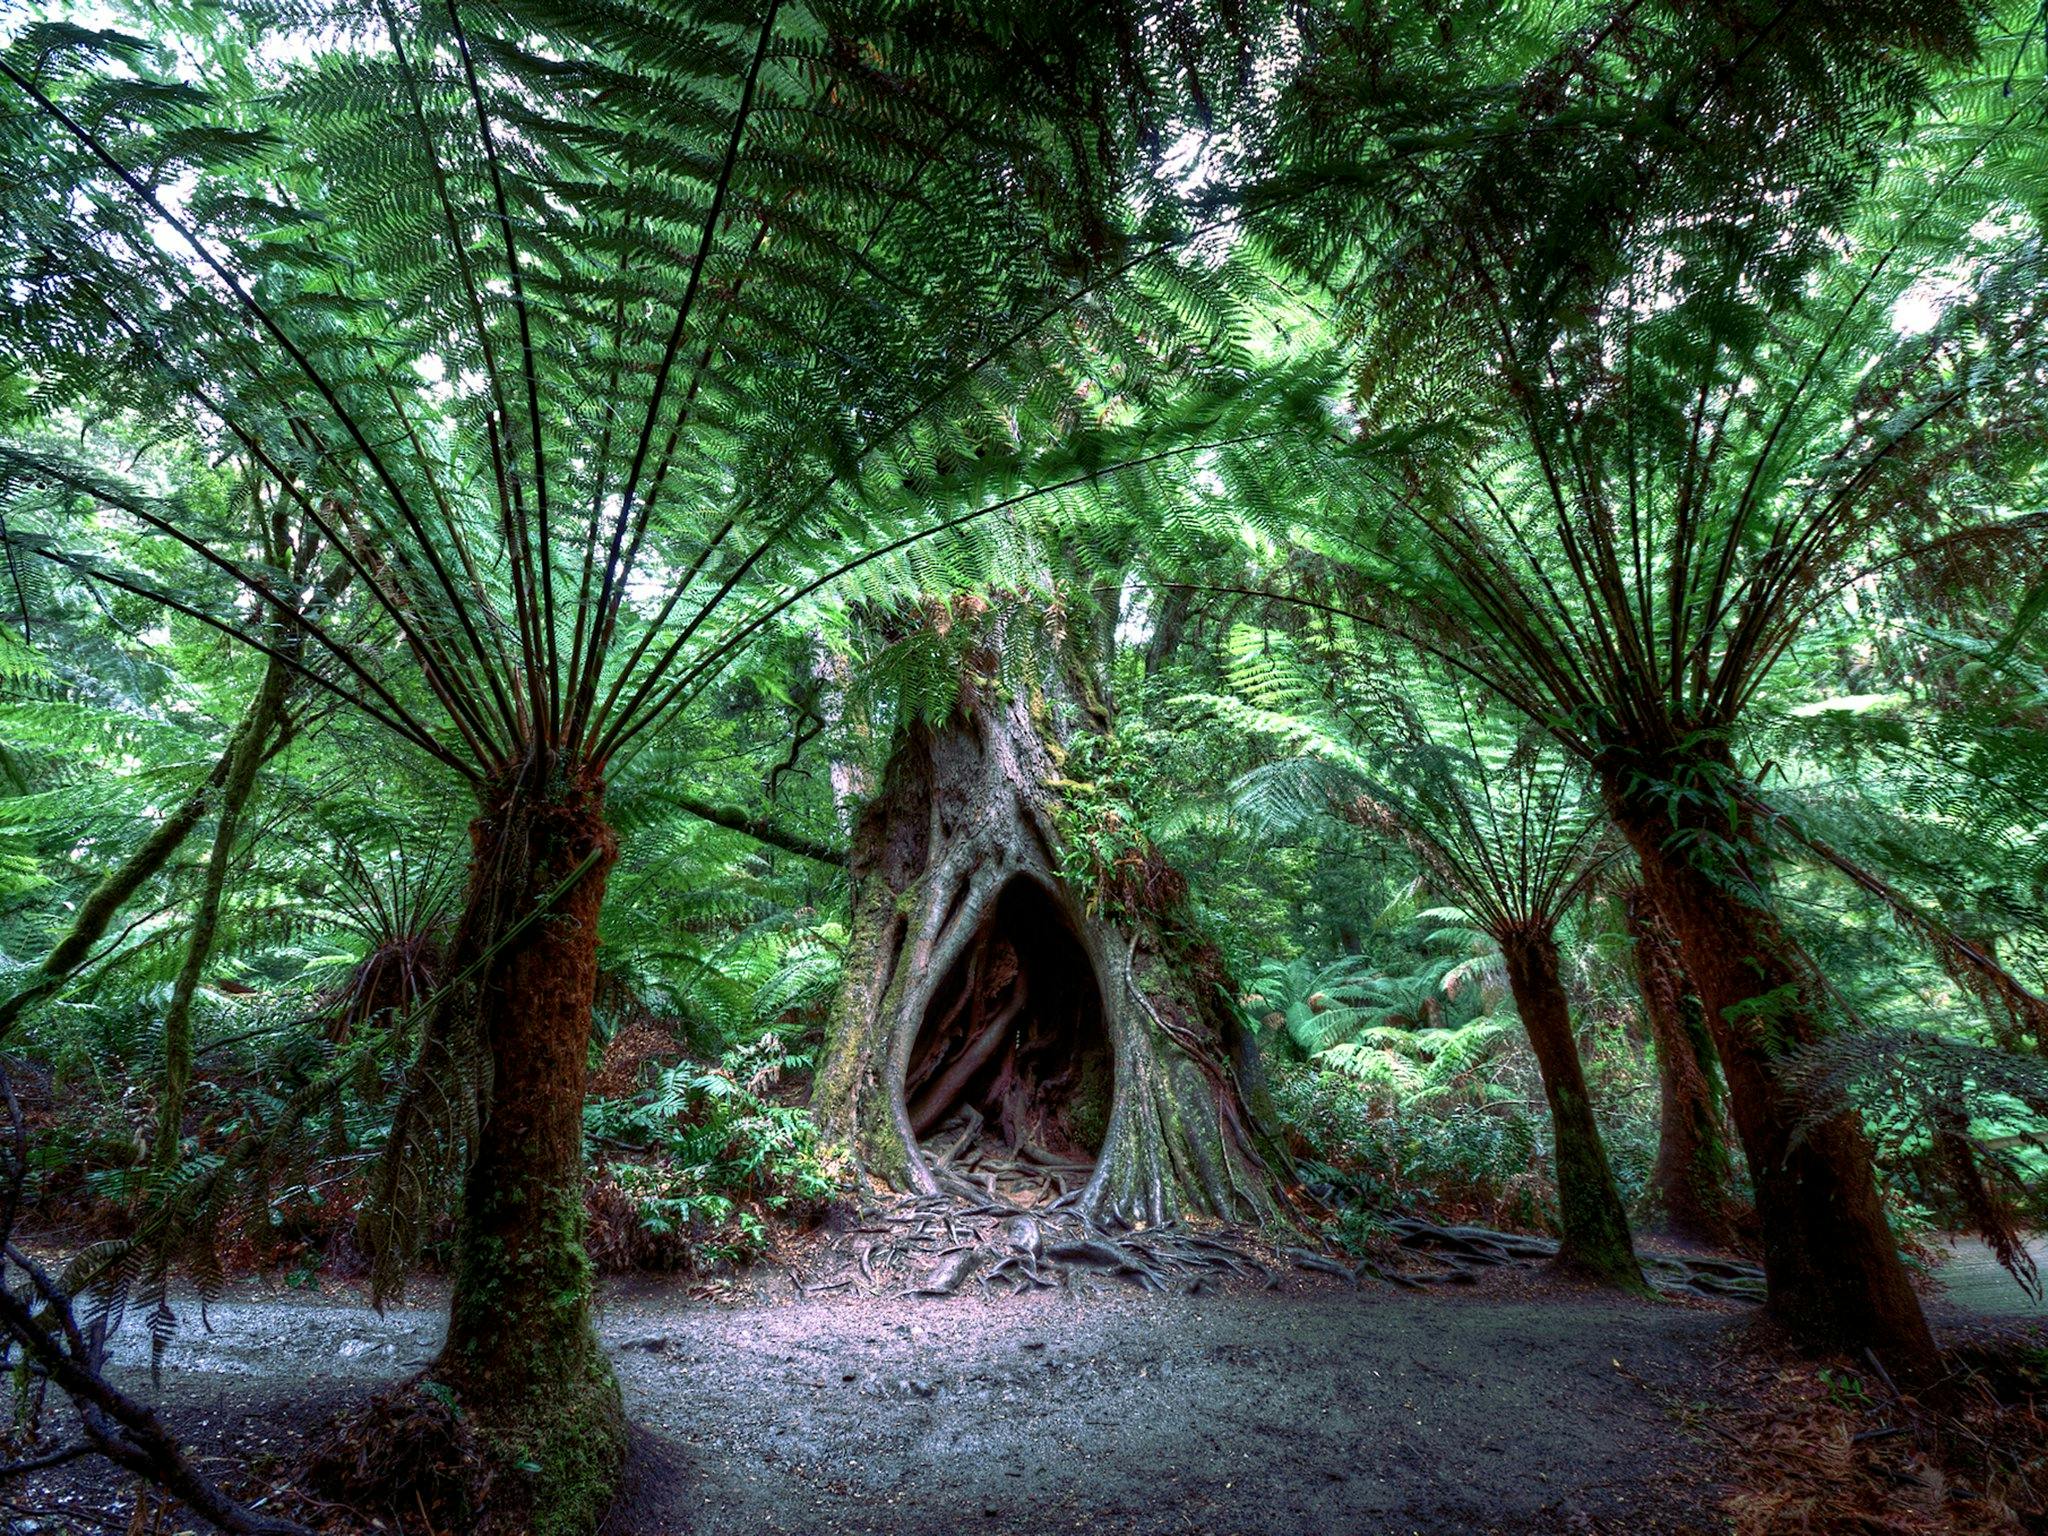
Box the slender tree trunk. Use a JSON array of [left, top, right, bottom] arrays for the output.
[[153, 649, 293, 1169], [0, 522, 337, 1048], [1621, 885, 1738, 1247], [0, 696, 300, 1044], [428, 761, 623, 1535], [1142, 586, 1194, 679], [1601, 751, 1939, 1383], [1497, 926, 1642, 1287], [0, 787, 214, 1042], [814, 684, 1291, 1227]]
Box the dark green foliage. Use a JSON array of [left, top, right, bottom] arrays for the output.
[[0, 0, 2047, 1520], [584, 1034, 836, 1269]]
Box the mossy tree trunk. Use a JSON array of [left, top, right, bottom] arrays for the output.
[[154, 645, 294, 1169], [156, 514, 346, 1165], [0, 673, 297, 1045], [1496, 926, 1642, 1287], [813, 683, 1290, 1227], [1621, 884, 1738, 1247], [0, 749, 228, 1043], [1601, 746, 1939, 1384], [427, 758, 624, 1536]]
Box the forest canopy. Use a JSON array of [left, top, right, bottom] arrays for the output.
[[0, 1, 2046, 1532]]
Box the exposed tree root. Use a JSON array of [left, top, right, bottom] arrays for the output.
[[797, 1112, 1294, 1299], [1384, 1216, 1766, 1301], [918, 1107, 1097, 1209], [799, 1187, 1277, 1298], [796, 1135, 1770, 1305]]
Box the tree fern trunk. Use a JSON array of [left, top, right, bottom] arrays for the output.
[[814, 685, 1291, 1227], [1602, 754, 1939, 1384], [1621, 885, 1738, 1247], [1497, 926, 1642, 1287], [429, 762, 623, 1536]]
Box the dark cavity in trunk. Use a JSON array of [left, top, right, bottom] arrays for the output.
[[905, 877, 1112, 1169]]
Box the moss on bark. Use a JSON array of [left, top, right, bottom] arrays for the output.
[[426, 763, 625, 1533]]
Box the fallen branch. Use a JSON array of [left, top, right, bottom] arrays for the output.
[[0, 1064, 313, 1534]]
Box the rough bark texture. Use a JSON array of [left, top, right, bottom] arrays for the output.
[[154, 648, 293, 1168], [1600, 750, 1938, 1383], [1621, 885, 1739, 1247], [813, 686, 1290, 1228], [429, 764, 624, 1536], [1497, 927, 1642, 1288]]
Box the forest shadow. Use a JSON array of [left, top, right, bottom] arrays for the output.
[[908, 878, 1112, 1202]]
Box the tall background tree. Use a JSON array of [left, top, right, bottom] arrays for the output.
[[1233, 0, 2048, 1378], [1208, 631, 1641, 1283]]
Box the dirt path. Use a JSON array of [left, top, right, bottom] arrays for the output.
[[602, 1281, 1736, 1536], [25, 1240, 2039, 1534], [41, 1272, 1742, 1536], [1931, 1235, 2048, 1320]]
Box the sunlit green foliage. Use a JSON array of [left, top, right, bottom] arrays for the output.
[[0, 0, 2044, 1366]]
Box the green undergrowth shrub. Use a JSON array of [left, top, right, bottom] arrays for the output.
[[1267, 995, 1664, 1252], [1274, 1059, 1552, 1243], [1573, 1013, 1660, 1217], [583, 1034, 840, 1272]]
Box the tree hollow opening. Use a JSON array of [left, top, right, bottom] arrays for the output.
[[906, 878, 1111, 1180]]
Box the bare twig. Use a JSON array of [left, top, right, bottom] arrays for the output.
[[0, 1062, 314, 1535]]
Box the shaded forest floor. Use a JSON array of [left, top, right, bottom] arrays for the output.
[[595, 1274, 1737, 1535], [6, 1246, 2045, 1534]]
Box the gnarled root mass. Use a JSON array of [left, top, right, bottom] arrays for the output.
[[796, 1185, 1282, 1300], [813, 684, 1294, 1235]]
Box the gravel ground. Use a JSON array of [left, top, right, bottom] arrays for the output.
[[20, 1268, 1744, 1535], [17, 1239, 2034, 1534], [599, 1277, 1738, 1536]]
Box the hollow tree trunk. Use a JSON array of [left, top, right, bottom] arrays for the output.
[[1600, 750, 1938, 1383], [428, 761, 624, 1535], [1497, 926, 1642, 1287], [813, 684, 1291, 1227], [1621, 884, 1738, 1247], [154, 647, 293, 1169]]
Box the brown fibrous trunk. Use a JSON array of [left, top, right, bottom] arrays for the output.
[[1601, 749, 1938, 1384], [427, 760, 624, 1534], [1497, 926, 1642, 1287], [1621, 884, 1740, 1248]]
